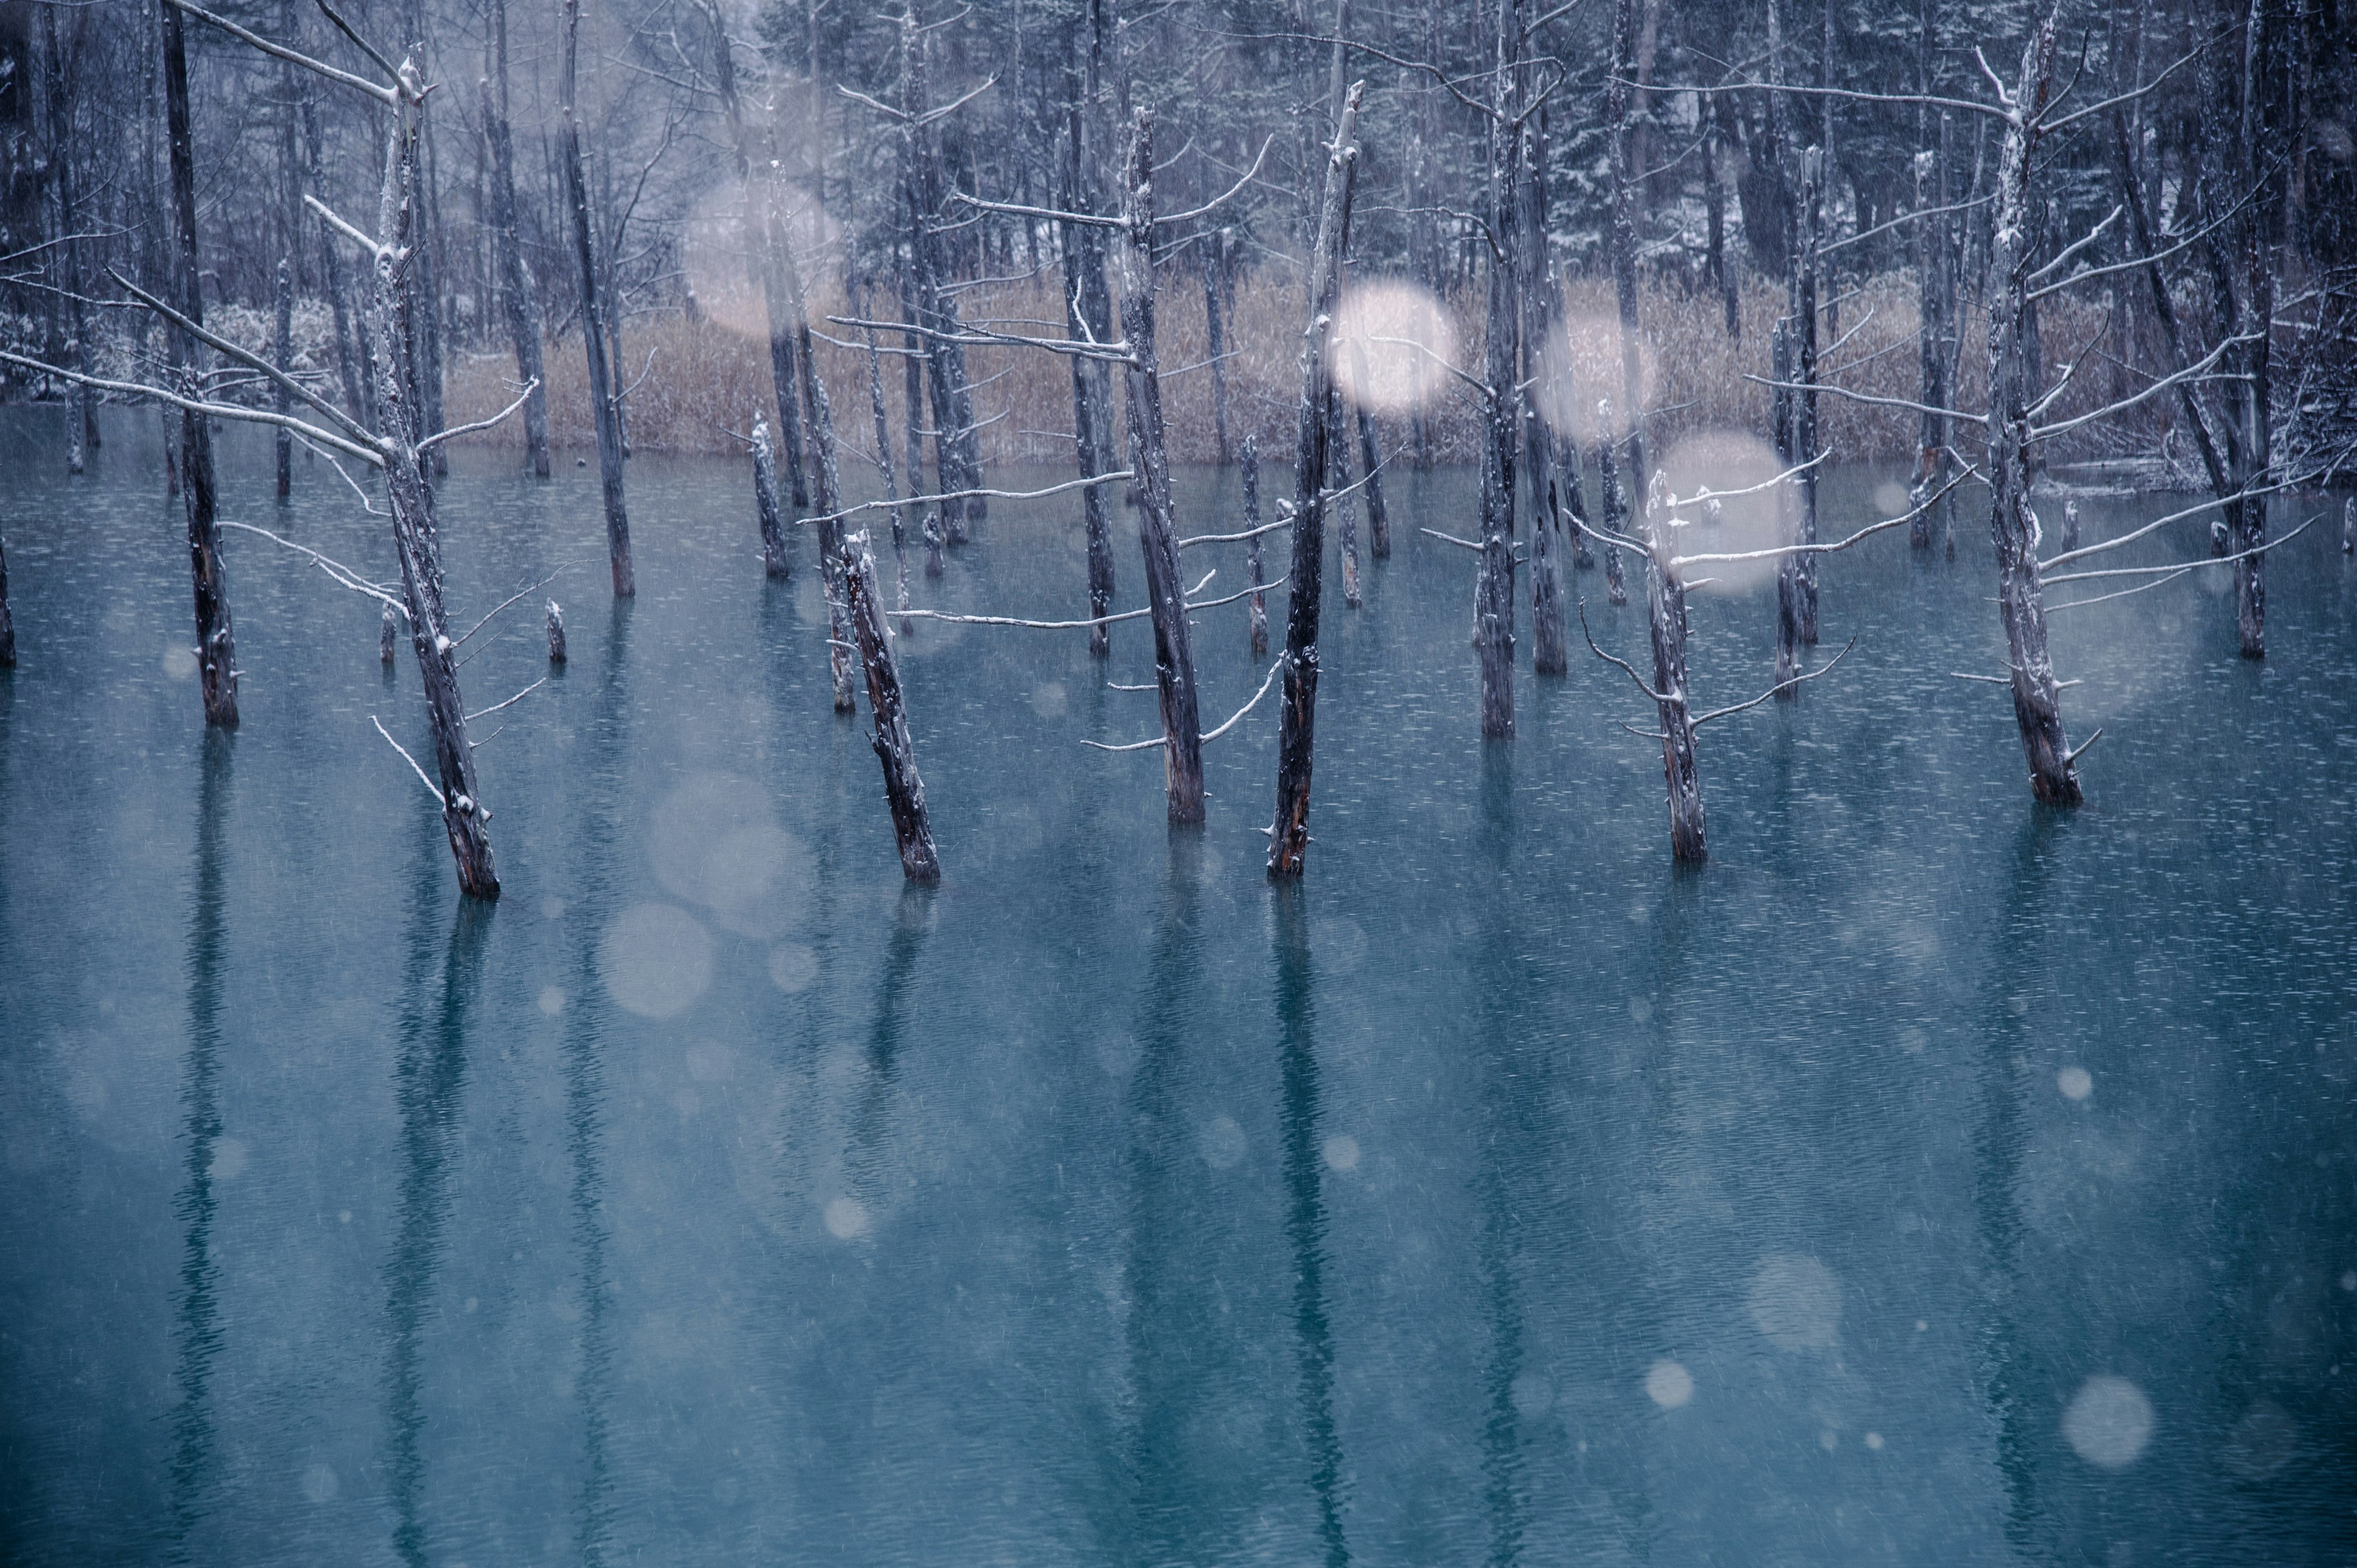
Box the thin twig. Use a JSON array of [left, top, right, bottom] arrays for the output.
[[371, 714, 445, 805]]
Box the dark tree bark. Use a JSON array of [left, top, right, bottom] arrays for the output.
[[483, 0, 549, 478], [1597, 420, 1629, 604], [1611, 0, 1702, 860], [1792, 144, 1822, 643], [1984, 9, 2082, 807], [1517, 102, 1563, 676], [1912, 98, 1955, 549], [560, 0, 633, 597], [1202, 233, 1232, 464], [1355, 400, 1390, 557], [1117, 107, 1207, 826], [371, 56, 500, 895], [0, 519, 15, 668], [900, 14, 983, 544], [1268, 83, 1363, 878], [381, 601, 399, 665], [1241, 433, 1269, 658], [2231, 0, 2282, 658], [274, 258, 293, 497], [1060, 20, 1118, 655], [1773, 319, 1803, 692], [42, 0, 90, 476], [305, 83, 373, 430], [856, 307, 911, 617], [1333, 387, 1361, 609], [1473, 0, 1523, 741], [842, 530, 941, 883], [163, 0, 237, 728], [752, 415, 791, 579], [771, 228, 859, 713], [897, 253, 940, 576], [546, 600, 567, 663]]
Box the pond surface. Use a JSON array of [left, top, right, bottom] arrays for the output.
[[2, 407, 2353, 1566]]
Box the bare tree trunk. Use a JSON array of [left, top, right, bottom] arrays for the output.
[[1773, 319, 1803, 691], [771, 228, 860, 713], [560, 0, 633, 597], [1794, 144, 1822, 643], [1597, 422, 1630, 603], [1060, 28, 1118, 655], [305, 83, 372, 429], [1333, 388, 1361, 609], [752, 415, 791, 579], [484, 0, 548, 477], [1116, 108, 1206, 825], [901, 14, 983, 544], [842, 531, 941, 882], [857, 308, 910, 617], [1474, 0, 1523, 741], [1202, 233, 1232, 463], [274, 258, 294, 497], [1611, 0, 1701, 859], [1268, 83, 1363, 878], [2232, 0, 2279, 659], [1517, 102, 1563, 675], [1985, 10, 2081, 807], [162, 0, 236, 728], [897, 252, 939, 574], [0, 520, 14, 668], [1242, 433, 1269, 657], [373, 57, 498, 896], [42, 0, 90, 476], [1912, 99, 1954, 548]]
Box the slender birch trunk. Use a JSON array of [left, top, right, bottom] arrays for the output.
[[1116, 106, 1206, 825], [1268, 83, 1363, 877], [1984, 9, 2081, 806], [162, 0, 236, 727], [560, 0, 632, 596]]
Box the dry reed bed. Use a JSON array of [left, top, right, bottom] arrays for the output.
[[447, 269, 2118, 475]]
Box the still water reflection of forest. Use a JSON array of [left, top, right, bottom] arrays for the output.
[[3, 410, 2352, 1563]]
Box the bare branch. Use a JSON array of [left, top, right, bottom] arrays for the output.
[[220, 520, 406, 616], [800, 470, 1136, 529], [465, 678, 546, 724], [304, 193, 389, 261], [0, 349, 384, 467], [1741, 372, 1977, 425], [1156, 136, 1278, 226], [163, 0, 398, 106], [1577, 598, 1670, 705], [2043, 516, 2317, 586], [419, 379, 541, 452], [1691, 636, 1860, 725], [1084, 655, 1284, 752], [371, 715, 446, 805], [107, 268, 375, 446]]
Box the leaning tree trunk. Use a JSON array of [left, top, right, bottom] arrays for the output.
[[1116, 107, 1207, 827], [1473, 0, 1522, 741], [373, 58, 498, 897], [162, 0, 236, 728], [842, 530, 941, 882], [1609, 0, 1702, 860], [483, 0, 548, 477], [1268, 83, 1363, 878], [1984, 10, 2081, 807], [560, 0, 633, 596]]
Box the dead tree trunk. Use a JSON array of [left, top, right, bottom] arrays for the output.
[[1268, 83, 1363, 877], [274, 258, 293, 496], [1333, 388, 1361, 608], [1596, 414, 1630, 603], [842, 530, 941, 883], [1519, 107, 1564, 676], [41, 0, 90, 476], [1473, 0, 1523, 740], [1242, 433, 1269, 657], [897, 255, 940, 576], [371, 56, 500, 895], [1202, 233, 1232, 464], [305, 84, 371, 430], [0, 521, 14, 667], [857, 310, 910, 616], [163, 0, 237, 728], [1773, 319, 1803, 691], [1912, 104, 1954, 548], [1611, 0, 1701, 859], [703, 0, 810, 509], [752, 415, 790, 579], [483, 0, 549, 478], [560, 0, 633, 596], [900, 14, 983, 544], [1793, 145, 1822, 643], [1356, 404, 1389, 557], [777, 234, 859, 713], [2231, 0, 2281, 659], [1060, 31, 1118, 655], [1117, 107, 1207, 826], [1984, 10, 2081, 806]]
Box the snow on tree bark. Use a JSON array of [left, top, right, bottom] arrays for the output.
[[842, 530, 940, 883], [560, 0, 633, 597]]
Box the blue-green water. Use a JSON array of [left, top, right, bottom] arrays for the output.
[[2, 407, 2353, 1565]]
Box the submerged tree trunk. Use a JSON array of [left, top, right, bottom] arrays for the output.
[[1060, 43, 1118, 656], [901, 14, 983, 544], [857, 312, 910, 616], [1242, 433, 1269, 658], [1268, 83, 1363, 878], [163, 0, 237, 728], [373, 58, 499, 897], [41, 0, 90, 476], [1773, 319, 1803, 691], [2231, 0, 2280, 660], [1333, 390, 1361, 609], [1793, 145, 1822, 643], [1473, 0, 1522, 741], [0, 519, 14, 667], [842, 530, 940, 882], [1985, 10, 2081, 807], [483, 0, 548, 478], [560, 0, 632, 597], [1913, 105, 1954, 549], [274, 258, 293, 497], [752, 416, 790, 579], [1117, 108, 1206, 826]]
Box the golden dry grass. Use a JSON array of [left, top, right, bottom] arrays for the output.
[[446, 267, 2117, 473]]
